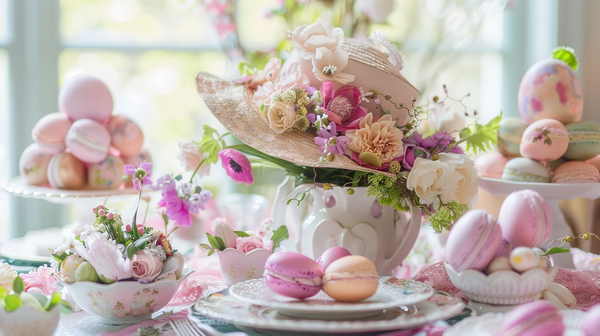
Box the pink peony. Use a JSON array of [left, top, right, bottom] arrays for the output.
[[74, 232, 132, 283], [19, 266, 59, 296], [235, 236, 264, 254], [131, 250, 164, 283], [319, 81, 367, 134]]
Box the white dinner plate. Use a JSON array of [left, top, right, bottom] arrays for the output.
[[229, 277, 435, 319]]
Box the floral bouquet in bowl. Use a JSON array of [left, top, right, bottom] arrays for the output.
[[49, 163, 193, 324], [201, 218, 289, 284]]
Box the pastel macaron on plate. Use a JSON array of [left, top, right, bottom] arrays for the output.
[[229, 276, 435, 319], [501, 157, 550, 183]]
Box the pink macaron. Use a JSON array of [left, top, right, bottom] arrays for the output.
[[263, 251, 324, 299], [551, 161, 600, 183], [106, 115, 144, 156], [317, 247, 352, 270], [31, 113, 73, 154], [59, 74, 113, 123], [87, 154, 125, 190], [501, 301, 565, 336], [66, 119, 111, 163], [475, 153, 510, 179], [446, 209, 503, 272], [520, 119, 569, 162], [582, 303, 600, 336], [19, 144, 53, 186], [498, 190, 552, 248], [47, 152, 87, 190]]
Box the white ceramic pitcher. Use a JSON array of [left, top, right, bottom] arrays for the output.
[[271, 177, 421, 275]]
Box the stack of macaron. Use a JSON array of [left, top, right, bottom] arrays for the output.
[[263, 247, 379, 302], [476, 48, 600, 184], [446, 190, 553, 276], [19, 74, 152, 190]]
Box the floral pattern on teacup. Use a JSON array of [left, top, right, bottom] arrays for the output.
[[86, 288, 160, 318]]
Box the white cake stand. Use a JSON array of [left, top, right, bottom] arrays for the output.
[[1, 176, 156, 228], [477, 177, 600, 268]]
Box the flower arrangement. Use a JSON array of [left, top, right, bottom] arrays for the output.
[[0, 276, 70, 314], [50, 163, 185, 285], [201, 218, 289, 256], [193, 23, 501, 233]]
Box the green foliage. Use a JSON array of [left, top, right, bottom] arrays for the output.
[[366, 173, 411, 212], [542, 247, 570, 256], [12, 276, 24, 295], [51, 251, 69, 271], [238, 61, 257, 76], [271, 226, 289, 250], [459, 113, 502, 154], [0, 286, 7, 300], [552, 46, 578, 71], [45, 292, 61, 311], [3, 295, 22, 311], [199, 125, 226, 165], [429, 201, 469, 234], [126, 235, 152, 260], [206, 233, 226, 252], [234, 231, 250, 237]]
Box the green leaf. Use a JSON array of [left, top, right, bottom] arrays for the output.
[[542, 247, 571, 256], [59, 300, 72, 315], [51, 251, 69, 270], [12, 276, 24, 295], [552, 46, 578, 71], [135, 235, 152, 248], [194, 186, 202, 194], [271, 226, 289, 250], [234, 231, 250, 237], [461, 113, 502, 154], [174, 174, 183, 181], [45, 291, 61, 311], [199, 243, 212, 250], [126, 243, 140, 260], [206, 233, 226, 251], [207, 249, 215, 257], [0, 286, 7, 300], [4, 295, 22, 311]]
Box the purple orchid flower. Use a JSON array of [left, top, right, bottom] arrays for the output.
[[218, 149, 254, 186], [314, 123, 349, 156], [124, 162, 153, 191]]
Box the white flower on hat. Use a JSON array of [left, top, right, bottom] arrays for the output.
[[311, 47, 355, 84], [291, 22, 344, 59]]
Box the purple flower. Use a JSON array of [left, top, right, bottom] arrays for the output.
[[189, 190, 213, 213], [158, 187, 192, 227], [314, 123, 349, 156], [124, 162, 153, 191], [218, 149, 254, 186]]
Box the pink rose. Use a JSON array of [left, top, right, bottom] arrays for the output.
[[131, 250, 164, 283], [235, 236, 264, 254], [177, 141, 210, 177]]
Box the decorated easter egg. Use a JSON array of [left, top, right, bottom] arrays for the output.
[[518, 49, 583, 124]]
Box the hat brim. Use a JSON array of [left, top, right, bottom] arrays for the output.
[[196, 72, 391, 176]]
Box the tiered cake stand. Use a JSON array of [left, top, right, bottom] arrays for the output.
[[478, 177, 600, 268]]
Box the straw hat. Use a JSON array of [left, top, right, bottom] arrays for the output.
[[196, 36, 420, 175]]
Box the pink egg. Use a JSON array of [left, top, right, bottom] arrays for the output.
[[106, 115, 144, 156], [65, 119, 111, 163], [19, 144, 53, 186], [475, 153, 509, 179], [518, 58, 583, 124], [446, 209, 503, 272], [498, 190, 552, 248], [520, 119, 569, 162], [317, 247, 352, 270], [59, 74, 113, 123], [31, 113, 73, 154], [87, 155, 125, 190], [47, 152, 87, 190]]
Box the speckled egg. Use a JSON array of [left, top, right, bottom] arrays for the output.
[[518, 59, 583, 124], [87, 154, 125, 190]]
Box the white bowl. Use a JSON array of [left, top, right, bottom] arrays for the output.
[[65, 267, 193, 324], [0, 305, 60, 336], [444, 262, 558, 305]]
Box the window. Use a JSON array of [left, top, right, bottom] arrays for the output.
[[2, 0, 564, 239]]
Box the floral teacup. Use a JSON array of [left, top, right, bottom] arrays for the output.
[[0, 305, 60, 336], [65, 268, 193, 324], [217, 248, 271, 285]]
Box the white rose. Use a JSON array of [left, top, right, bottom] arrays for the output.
[[267, 102, 298, 134], [428, 102, 467, 134], [354, 0, 395, 23], [291, 22, 344, 59], [406, 153, 478, 209], [177, 141, 211, 177]]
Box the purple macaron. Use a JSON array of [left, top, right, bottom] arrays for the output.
[[501, 301, 565, 336], [263, 252, 324, 299], [446, 209, 503, 271], [317, 247, 352, 270]]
